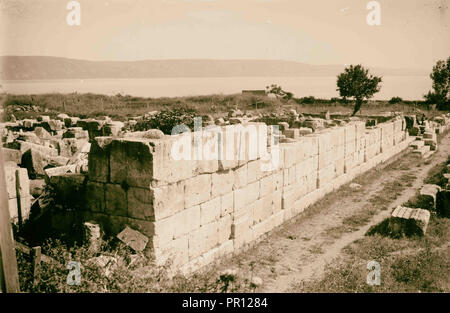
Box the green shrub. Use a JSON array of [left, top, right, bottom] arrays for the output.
[[389, 97, 403, 104], [134, 107, 199, 134]]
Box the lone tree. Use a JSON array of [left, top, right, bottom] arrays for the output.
[[336, 65, 382, 116], [424, 57, 449, 110]]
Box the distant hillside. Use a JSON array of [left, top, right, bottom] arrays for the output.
[[0, 56, 428, 80]]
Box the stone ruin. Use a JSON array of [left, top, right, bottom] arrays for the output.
[[2, 111, 450, 274]]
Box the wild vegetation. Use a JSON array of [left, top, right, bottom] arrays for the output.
[[2, 92, 436, 123], [297, 157, 450, 292]]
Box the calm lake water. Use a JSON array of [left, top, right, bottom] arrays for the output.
[[0, 76, 431, 100]]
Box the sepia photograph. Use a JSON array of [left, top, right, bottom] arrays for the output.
[[0, 0, 449, 302]]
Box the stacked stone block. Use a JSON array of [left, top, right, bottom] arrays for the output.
[[85, 118, 413, 273]]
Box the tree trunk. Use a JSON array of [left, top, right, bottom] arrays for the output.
[[352, 98, 362, 116]]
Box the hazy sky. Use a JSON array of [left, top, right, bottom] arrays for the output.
[[0, 0, 448, 69]]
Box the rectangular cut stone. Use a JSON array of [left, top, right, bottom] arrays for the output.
[[150, 181, 184, 220], [260, 174, 275, 196], [117, 226, 149, 252], [218, 214, 232, 244], [220, 192, 234, 217], [184, 174, 211, 207], [188, 222, 219, 259], [105, 184, 128, 217], [85, 182, 105, 213], [233, 164, 248, 189], [247, 159, 262, 183], [154, 205, 201, 244], [211, 170, 234, 197], [127, 187, 155, 221], [200, 197, 221, 225]]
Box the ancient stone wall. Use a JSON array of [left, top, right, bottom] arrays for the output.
[[85, 116, 412, 273]]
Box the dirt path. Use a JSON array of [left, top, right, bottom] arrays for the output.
[[215, 133, 450, 292]]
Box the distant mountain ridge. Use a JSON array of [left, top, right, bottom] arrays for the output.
[[0, 56, 428, 80]]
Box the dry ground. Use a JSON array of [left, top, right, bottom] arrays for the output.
[[206, 132, 450, 292]]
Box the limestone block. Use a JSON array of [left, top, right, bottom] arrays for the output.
[[259, 174, 275, 197], [85, 182, 105, 213], [127, 187, 154, 221], [247, 159, 263, 183], [200, 196, 221, 226], [251, 219, 270, 241], [2, 148, 21, 164], [211, 170, 234, 197], [154, 235, 189, 267], [220, 192, 234, 217], [217, 214, 232, 244], [390, 205, 430, 234], [117, 226, 149, 252], [154, 205, 201, 245], [188, 222, 219, 259], [273, 170, 284, 191], [318, 130, 333, 154], [105, 184, 128, 217], [18, 140, 58, 157], [233, 181, 259, 211], [317, 164, 335, 188], [88, 137, 113, 183], [302, 135, 319, 157], [150, 181, 185, 220], [283, 143, 297, 168], [344, 124, 356, 143], [185, 174, 211, 207], [253, 194, 273, 224], [233, 164, 248, 189], [318, 150, 335, 169], [334, 158, 345, 177]]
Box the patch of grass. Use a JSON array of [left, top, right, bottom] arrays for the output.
[[296, 157, 450, 293], [424, 156, 450, 188], [16, 238, 257, 293]]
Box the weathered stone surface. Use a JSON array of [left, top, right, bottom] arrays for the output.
[[44, 164, 77, 177], [211, 170, 234, 197], [85, 182, 105, 213], [390, 205, 430, 235], [150, 181, 184, 220], [21, 149, 46, 178], [200, 197, 221, 226], [127, 187, 154, 221], [2, 147, 21, 164], [105, 183, 128, 217], [117, 226, 149, 252], [185, 174, 212, 207]]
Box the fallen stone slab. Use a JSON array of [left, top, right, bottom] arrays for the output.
[[389, 205, 430, 235], [117, 226, 149, 252], [44, 164, 78, 177]]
